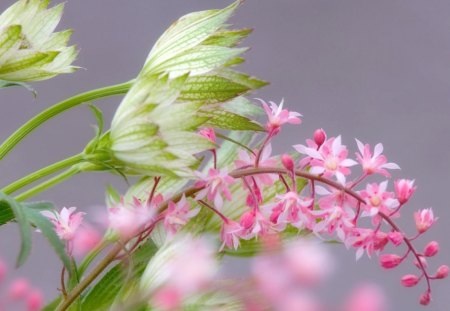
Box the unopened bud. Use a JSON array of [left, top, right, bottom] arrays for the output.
[[401, 274, 419, 287], [387, 231, 403, 246], [313, 128, 326, 147], [435, 265, 449, 279], [419, 291, 431, 306], [379, 254, 402, 269], [281, 154, 295, 171], [8, 278, 30, 300], [424, 241, 439, 257], [394, 179, 416, 204]]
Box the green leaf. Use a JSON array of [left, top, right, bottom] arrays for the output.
[[218, 69, 269, 90], [105, 185, 121, 208], [202, 28, 252, 47], [222, 96, 264, 118], [0, 193, 31, 267], [42, 297, 62, 311], [200, 108, 264, 131], [23, 206, 71, 270], [0, 80, 37, 96], [81, 241, 158, 311], [179, 75, 250, 104], [0, 200, 14, 225]]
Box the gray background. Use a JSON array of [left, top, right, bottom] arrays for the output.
[[0, 0, 449, 310]]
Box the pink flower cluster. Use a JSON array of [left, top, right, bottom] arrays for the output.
[[0, 259, 43, 311], [41, 98, 446, 307]]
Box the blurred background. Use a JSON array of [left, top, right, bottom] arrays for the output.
[[0, 0, 449, 310]]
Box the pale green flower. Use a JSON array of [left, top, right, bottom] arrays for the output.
[[0, 0, 77, 82]]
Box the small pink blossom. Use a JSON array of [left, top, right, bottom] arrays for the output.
[[294, 136, 357, 184], [257, 98, 301, 134], [401, 274, 419, 287], [387, 231, 403, 246], [414, 208, 437, 233], [164, 195, 199, 237], [420, 291, 431, 306], [379, 254, 402, 269], [220, 220, 243, 250], [71, 226, 102, 258], [8, 278, 30, 300], [424, 241, 439, 257], [347, 229, 388, 260], [239, 209, 272, 240], [313, 204, 355, 242], [198, 127, 216, 144], [394, 179, 416, 204], [355, 139, 400, 177], [41, 207, 85, 241], [195, 168, 234, 209], [360, 181, 399, 217]]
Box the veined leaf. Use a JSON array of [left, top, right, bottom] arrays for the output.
[[222, 96, 264, 117], [202, 28, 252, 47], [200, 108, 264, 131], [218, 69, 269, 90], [0, 25, 21, 59], [179, 75, 250, 104]]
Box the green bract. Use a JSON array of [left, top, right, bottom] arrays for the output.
[[0, 0, 77, 82], [110, 1, 267, 177]]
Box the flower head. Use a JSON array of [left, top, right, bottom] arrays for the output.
[[195, 168, 234, 209], [0, 0, 77, 82], [220, 220, 243, 250], [355, 140, 400, 177], [360, 181, 399, 217], [394, 179, 416, 205], [257, 98, 301, 134], [164, 195, 199, 237], [414, 208, 437, 234], [41, 207, 84, 241]]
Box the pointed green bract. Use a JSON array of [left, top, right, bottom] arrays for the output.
[[0, 0, 77, 82]]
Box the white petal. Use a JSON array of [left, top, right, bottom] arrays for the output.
[[293, 144, 322, 159], [315, 185, 331, 195], [355, 138, 365, 155], [379, 180, 389, 193], [374, 143, 384, 158], [341, 158, 358, 167], [335, 171, 346, 185], [382, 162, 400, 170], [310, 166, 325, 175], [332, 136, 342, 155]]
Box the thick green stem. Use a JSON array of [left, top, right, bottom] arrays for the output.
[[0, 81, 133, 160], [2, 154, 84, 195], [15, 166, 80, 202]]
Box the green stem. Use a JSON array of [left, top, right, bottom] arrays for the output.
[[15, 166, 80, 202], [0, 81, 133, 160], [77, 240, 109, 276], [2, 154, 84, 195]]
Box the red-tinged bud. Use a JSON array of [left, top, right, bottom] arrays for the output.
[[281, 154, 295, 171], [401, 274, 419, 287], [387, 231, 403, 246], [435, 265, 449, 279], [379, 254, 403, 269], [8, 278, 30, 300], [313, 128, 326, 147], [419, 291, 431, 306], [424, 241, 439, 257], [394, 179, 416, 204], [198, 127, 216, 144], [414, 208, 436, 234]]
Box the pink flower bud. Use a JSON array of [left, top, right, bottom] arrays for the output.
[[401, 274, 419, 287], [26, 289, 43, 311], [435, 265, 449, 279], [313, 128, 326, 147], [394, 179, 416, 204], [414, 208, 436, 234], [379, 254, 402, 269], [387, 231, 403, 246], [240, 210, 256, 229], [424, 241, 439, 257], [419, 291, 431, 306], [8, 278, 30, 300], [198, 127, 216, 144], [281, 154, 295, 171]]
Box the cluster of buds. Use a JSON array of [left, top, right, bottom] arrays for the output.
[[0, 259, 43, 311]]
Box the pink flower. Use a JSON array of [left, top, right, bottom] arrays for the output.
[[394, 179, 416, 204], [435, 265, 449, 279], [347, 229, 388, 260], [313, 205, 355, 241], [220, 220, 243, 250], [313, 128, 326, 147], [264, 191, 314, 231], [8, 278, 29, 300], [164, 195, 199, 236], [360, 181, 399, 217], [379, 254, 402, 269], [26, 289, 43, 311], [71, 226, 102, 258], [401, 274, 419, 287], [294, 136, 357, 184], [420, 291, 431, 306], [235, 143, 278, 187], [257, 98, 301, 134], [198, 127, 216, 144], [355, 139, 400, 177], [108, 197, 157, 239], [195, 168, 234, 209], [414, 208, 437, 233], [239, 209, 272, 240], [41, 207, 85, 241], [387, 231, 403, 246]]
